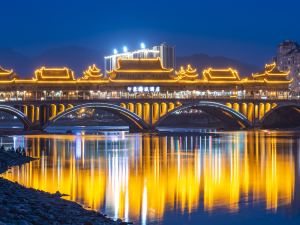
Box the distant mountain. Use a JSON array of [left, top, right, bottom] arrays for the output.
[[0, 48, 32, 76], [0, 46, 103, 78], [34, 46, 103, 75], [0, 47, 260, 78], [176, 54, 260, 77]]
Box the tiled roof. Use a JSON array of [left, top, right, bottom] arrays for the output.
[[81, 64, 104, 80], [202, 68, 240, 81], [35, 67, 75, 81], [0, 66, 13, 75], [252, 63, 290, 82], [114, 58, 172, 72], [0, 66, 16, 80], [175, 65, 198, 80]]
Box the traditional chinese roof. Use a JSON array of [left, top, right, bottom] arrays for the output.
[[107, 58, 173, 80], [252, 62, 291, 82], [81, 64, 104, 80], [34, 67, 75, 81], [202, 68, 240, 81], [0, 66, 17, 80], [175, 64, 198, 80]]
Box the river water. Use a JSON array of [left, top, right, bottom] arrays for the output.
[[1, 131, 300, 225]]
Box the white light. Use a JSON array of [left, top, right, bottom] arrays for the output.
[[127, 87, 132, 92], [155, 86, 160, 92], [149, 86, 155, 92], [113, 49, 118, 54], [138, 86, 143, 92], [140, 42, 146, 49], [133, 86, 137, 92], [123, 46, 128, 53]]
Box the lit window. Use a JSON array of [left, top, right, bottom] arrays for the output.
[[138, 86, 143, 92], [150, 86, 155, 92], [155, 86, 160, 92]]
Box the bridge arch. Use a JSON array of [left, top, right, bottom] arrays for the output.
[[43, 102, 149, 131], [155, 101, 251, 129], [261, 104, 300, 129], [0, 105, 32, 130]]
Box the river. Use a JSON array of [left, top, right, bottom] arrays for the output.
[[1, 130, 300, 224]]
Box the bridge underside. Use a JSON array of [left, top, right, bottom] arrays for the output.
[[0, 101, 300, 132], [44, 103, 149, 132], [262, 105, 300, 129], [155, 103, 251, 130], [0, 105, 32, 130]]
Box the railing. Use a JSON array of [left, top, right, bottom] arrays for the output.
[[0, 92, 297, 102]]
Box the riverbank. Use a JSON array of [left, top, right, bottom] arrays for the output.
[[0, 148, 34, 174], [0, 149, 124, 225]]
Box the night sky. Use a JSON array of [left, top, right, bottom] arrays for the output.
[[0, 0, 299, 65]]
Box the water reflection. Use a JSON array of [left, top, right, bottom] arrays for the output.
[[1, 131, 300, 224]]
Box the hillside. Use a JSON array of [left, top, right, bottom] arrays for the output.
[[0, 47, 260, 78]]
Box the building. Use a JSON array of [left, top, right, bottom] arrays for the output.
[[80, 64, 105, 80], [104, 43, 175, 74], [175, 65, 198, 80], [0, 66, 17, 80], [252, 62, 289, 82], [203, 68, 240, 81], [107, 58, 173, 80], [34, 67, 75, 81], [153, 43, 175, 69], [0, 58, 292, 102], [275, 40, 300, 91]]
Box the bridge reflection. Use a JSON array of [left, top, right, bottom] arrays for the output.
[[1, 131, 297, 223]]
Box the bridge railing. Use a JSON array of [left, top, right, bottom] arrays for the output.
[[0, 91, 296, 101]]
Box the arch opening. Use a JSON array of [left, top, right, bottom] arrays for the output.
[[0, 105, 32, 130], [44, 103, 149, 132], [261, 105, 300, 129], [155, 101, 251, 131]]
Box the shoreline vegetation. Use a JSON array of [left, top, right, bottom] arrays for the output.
[[0, 148, 126, 225]]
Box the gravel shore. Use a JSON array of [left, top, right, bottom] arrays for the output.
[[0, 149, 124, 225], [0, 149, 34, 174]]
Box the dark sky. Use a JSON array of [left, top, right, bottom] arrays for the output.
[[0, 0, 299, 65]]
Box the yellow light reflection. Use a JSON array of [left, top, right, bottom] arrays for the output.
[[1, 131, 295, 222]]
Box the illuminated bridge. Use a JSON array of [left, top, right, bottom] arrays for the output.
[[0, 59, 299, 131], [1, 98, 300, 132]]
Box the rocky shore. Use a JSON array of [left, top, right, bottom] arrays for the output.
[[0, 149, 124, 225], [0, 148, 34, 174]]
